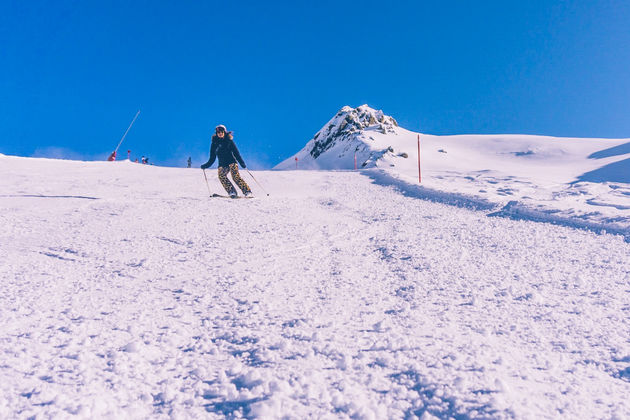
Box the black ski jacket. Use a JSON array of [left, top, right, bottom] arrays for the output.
[[201, 133, 246, 169]]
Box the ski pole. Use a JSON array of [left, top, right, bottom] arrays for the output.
[[231, 150, 269, 196], [202, 169, 212, 196], [246, 169, 269, 196]]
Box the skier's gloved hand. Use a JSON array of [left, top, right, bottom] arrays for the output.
[[241, 163, 247, 169], [200, 163, 209, 169]]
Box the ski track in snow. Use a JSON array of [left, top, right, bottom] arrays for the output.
[[1, 160, 630, 419]]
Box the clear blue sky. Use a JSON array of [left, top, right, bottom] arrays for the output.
[[1, 1, 629, 168]]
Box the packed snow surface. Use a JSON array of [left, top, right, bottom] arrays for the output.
[[1, 154, 629, 419]]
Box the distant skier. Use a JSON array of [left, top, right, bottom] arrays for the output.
[[187, 157, 192, 168], [200, 124, 252, 198]]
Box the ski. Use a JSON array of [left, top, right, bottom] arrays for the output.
[[210, 193, 254, 199]]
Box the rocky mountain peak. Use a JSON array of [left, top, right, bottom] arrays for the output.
[[309, 105, 398, 159]]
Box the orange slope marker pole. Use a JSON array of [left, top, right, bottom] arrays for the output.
[[417, 134, 421, 183]]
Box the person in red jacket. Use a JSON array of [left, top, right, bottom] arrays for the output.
[[201, 125, 252, 198]]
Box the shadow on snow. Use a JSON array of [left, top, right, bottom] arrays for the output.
[[574, 158, 630, 184], [587, 141, 630, 159], [0, 194, 99, 200]]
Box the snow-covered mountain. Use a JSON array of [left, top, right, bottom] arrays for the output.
[[275, 105, 404, 170], [276, 105, 630, 236]]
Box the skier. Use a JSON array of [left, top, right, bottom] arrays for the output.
[[200, 124, 252, 198], [187, 157, 192, 168]]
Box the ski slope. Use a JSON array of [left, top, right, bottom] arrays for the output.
[[1, 155, 630, 419]]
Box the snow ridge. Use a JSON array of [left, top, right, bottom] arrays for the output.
[[367, 169, 630, 242]]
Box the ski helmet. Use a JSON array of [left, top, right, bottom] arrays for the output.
[[215, 124, 227, 133]]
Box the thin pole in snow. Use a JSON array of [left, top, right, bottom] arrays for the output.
[[114, 110, 141, 154], [417, 134, 421, 184], [246, 169, 270, 196], [354, 152, 357, 170], [202, 169, 212, 196]]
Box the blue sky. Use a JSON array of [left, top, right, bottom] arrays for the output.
[[1, 1, 629, 168]]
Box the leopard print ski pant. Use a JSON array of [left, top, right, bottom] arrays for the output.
[[218, 163, 251, 196]]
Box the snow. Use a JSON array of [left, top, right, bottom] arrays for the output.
[[1, 150, 629, 419], [276, 105, 630, 238]]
